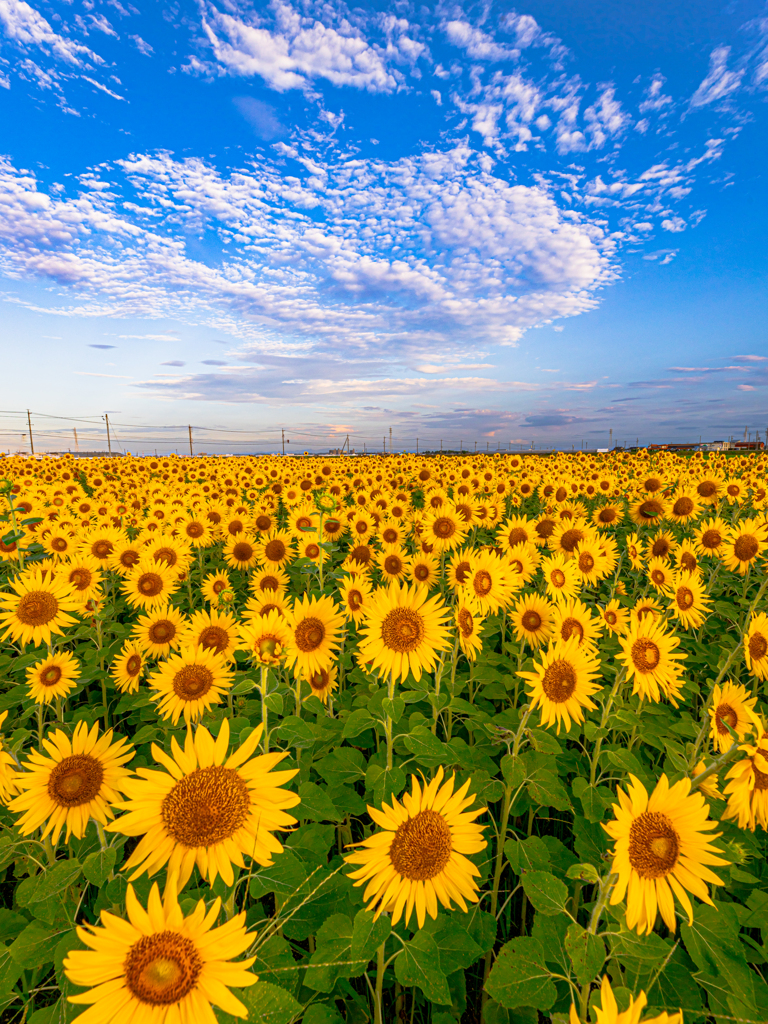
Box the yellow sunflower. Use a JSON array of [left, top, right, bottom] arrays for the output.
[[600, 599, 629, 636], [745, 612, 768, 680], [132, 604, 187, 659], [646, 557, 674, 593], [668, 489, 702, 524], [721, 518, 768, 574], [631, 596, 665, 628], [693, 517, 729, 558], [304, 665, 338, 705], [78, 525, 123, 563], [147, 646, 234, 725], [674, 539, 700, 575], [619, 618, 686, 705], [722, 733, 768, 831], [568, 974, 682, 1024], [344, 767, 487, 928], [9, 721, 133, 844], [518, 637, 602, 734], [377, 546, 409, 583], [666, 570, 711, 630], [629, 496, 667, 527], [179, 608, 240, 661], [224, 533, 261, 571], [238, 607, 292, 666], [26, 649, 81, 704], [462, 550, 516, 614], [42, 528, 76, 561], [541, 551, 582, 602], [0, 569, 81, 647], [243, 590, 289, 623], [591, 503, 625, 530], [107, 718, 299, 888], [503, 543, 539, 586], [446, 549, 473, 591], [143, 535, 194, 576], [56, 555, 103, 606], [0, 712, 17, 804], [107, 537, 143, 576], [122, 557, 180, 610], [407, 551, 440, 590], [510, 593, 554, 649], [358, 582, 450, 683], [64, 880, 257, 1022], [284, 594, 345, 679], [419, 506, 469, 553], [201, 569, 234, 606], [339, 573, 373, 623], [645, 530, 678, 561], [111, 641, 146, 693], [552, 597, 603, 650], [707, 681, 757, 753], [177, 515, 212, 547], [497, 515, 536, 551], [252, 506, 278, 534], [605, 773, 728, 934], [455, 598, 484, 661], [249, 565, 290, 597]]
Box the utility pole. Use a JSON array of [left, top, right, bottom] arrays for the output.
[[73, 428, 79, 452], [105, 414, 112, 455], [26, 410, 34, 455], [389, 426, 392, 454], [383, 436, 386, 455], [440, 439, 443, 452], [609, 427, 613, 448], [188, 425, 193, 457], [416, 437, 419, 454], [282, 428, 285, 456]]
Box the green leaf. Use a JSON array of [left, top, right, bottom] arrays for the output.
[[381, 695, 405, 723], [526, 770, 571, 811], [466, 910, 497, 955], [302, 1007, 344, 1024], [0, 910, 28, 944], [402, 726, 451, 768], [297, 782, 342, 822], [341, 709, 375, 739], [351, 909, 391, 963], [304, 914, 366, 992], [234, 980, 303, 1024], [485, 936, 557, 1010], [504, 835, 550, 874], [433, 919, 483, 974], [16, 860, 83, 908], [520, 871, 569, 917], [253, 935, 301, 997], [395, 930, 452, 1005], [250, 850, 308, 900], [82, 848, 117, 888], [9, 922, 63, 968], [314, 748, 366, 787], [286, 824, 335, 865], [565, 923, 606, 986], [277, 716, 316, 750], [500, 754, 525, 789]]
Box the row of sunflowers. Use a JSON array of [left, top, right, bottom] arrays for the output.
[[0, 448, 765, 1024]]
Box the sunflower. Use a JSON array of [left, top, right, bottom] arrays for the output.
[[339, 574, 373, 624], [9, 721, 133, 844], [107, 718, 299, 888], [455, 598, 483, 661], [532, 513, 558, 547], [626, 532, 645, 571], [42, 528, 76, 561], [645, 530, 677, 561], [497, 515, 536, 551], [148, 647, 234, 726], [504, 543, 539, 586], [238, 608, 292, 666], [249, 565, 290, 597], [568, 974, 682, 1024], [298, 536, 323, 561], [358, 582, 450, 684], [107, 537, 144, 576], [629, 496, 667, 527], [591, 503, 624, 530], [377, 547, 409, 583], [550, 519, 596, 561], [26, 649, 81, 704], [722, 477, 746, 504], [572, 538, 607, 586], [65, 879, 257, 1022], [722, 734, 768, 831], [178, 515, 212, 547], [692, 760, 722, 802], [668, 489, 702, 524], [692, 472, 723, 505], [287, 504, 319, 538], [343, 543, 376, 573], [55, 555, 104, 606], [407, 552, 440, 590], [224, 533, 261, 571], [666, 570, 711, 630], [605, 773, 727, 934], [223, 512, 249, 538], [446, 549, 473, 591], [693, 517, 729, 558], [122, 557, 180, 610], [322, 514, 347, 542], [707, 681, 757, 753], [619, 618, 686, 705], [131, 605, 186, 659], [251, 506, 277, 534], [0, 569, 81, 647], [420, 506, 468, 553], [646, 557, 674, 593], [541, 552, 582, 602], [745, 612, 768, 680], [348, 509, 376, 542], [518, 637, 602, 733], [201, 569, 233, 606], [284, 594, 345, 679], [630, 596, 665, 628], [510, 593, 554, 649], [344, 767, 487, 928], [143, 535, 194, 575], [111, 641, 146, 693], [379, 519, 406, 548], [600, 599, 629, 636], [674, 539, 700, 575], [0, 712, 17, 804], [243, 590, 289, 623], [552, 597, 603, 650], [179, 608, 239, 662], [721, 518, 768, 574], [462, 550, 516, 614], [79, 525, 123, 562], [304, 665, 338, 705]]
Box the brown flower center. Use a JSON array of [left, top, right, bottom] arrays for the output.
[[149, 620, 176, 644], [350, 545, 372, 565], [51, 537, 68, 551], [715, 703, 738, 735], [389, 809, 452, 881], [120, 549, 140, 568], [628, 811, 679, 878], [172, 665, 214, 700], [186, 522, 204, 538], [734, 535, 759, 561], [676, 587, 694, 611], [153, 547, 177, 567], [680, 552, 697, 572], [598, 508, 617, 523], [432, 517, 455, 539], [536, 518, 556, 539], [521, 610, 542, 631], [17, 591, 59, 626], [550, 568, 566, 588], [41, 665, 62, 685], [308, 668, 331, 692], [126, 654, 142, 676], [414, 564, 430, 582], [651, 569, 666, 585], [124, 932, 202, 1006], [91, 540, 113, 559], [651, 538, 670, 557], [47, 754, 104, 807], [700, 529, 721, 550], [199, 625, 229, 654], [637, 500, 664, 521], [507, 527, 528, 546], [137, 573, 164, 597], [305, 543, 320, 559], [748, 632, 768, 661], [631, 638, 661, 672], [233, 541, 255, 563], [454, 560, 470, 584], [473, 570, 493, 597], [458, 608, 474, 638], [255, 515, 272, 531], [673, 497, 694, 516], [697, 481, 717, 498], [541, 659, 577, 702], [560, 617, 583, 643], [384, 555, 403, 575], [578, 552, 594, 573], [381, 607, 425, 652], [348, 589, 363, 611], [752, 760, 768, 792], [161, 765, 250, 847], [69, 568, 92, 592], [294, 617, 325, 652]]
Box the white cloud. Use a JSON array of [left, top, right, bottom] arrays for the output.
[[0, 0, 101, 66], [661, 216, 686, 232], [444, 21, 517, 62], [690, 46, 744, 108]]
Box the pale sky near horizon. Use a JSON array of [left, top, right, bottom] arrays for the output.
[[1, 0, 767, 453]]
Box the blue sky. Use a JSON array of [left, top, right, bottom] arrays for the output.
[[1, 0, 767, 452]]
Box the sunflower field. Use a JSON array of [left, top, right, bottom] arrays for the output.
[[0, 449, 765, 1024]]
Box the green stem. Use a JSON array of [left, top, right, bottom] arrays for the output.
[[385, 673, 395, 771], [578, 872, 618, 1020], [589, 668, 625, 787], [373, 939, 386, 1024], [689, 740, 743, 791]]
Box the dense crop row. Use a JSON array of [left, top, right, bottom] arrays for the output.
[[0, 449, 765, 1024]]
